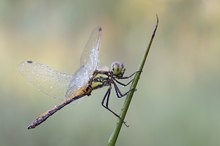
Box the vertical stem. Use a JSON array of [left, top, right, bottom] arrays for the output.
[[108, 15, 159, 146]]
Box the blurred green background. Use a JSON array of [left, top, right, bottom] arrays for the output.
[[1, 0, 220, 146]]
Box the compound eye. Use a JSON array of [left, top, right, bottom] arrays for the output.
[[111, 61, 125, 77]]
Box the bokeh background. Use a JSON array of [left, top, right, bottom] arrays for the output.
[[1, 0, 220, 146]]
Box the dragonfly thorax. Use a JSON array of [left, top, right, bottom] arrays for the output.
[[111, 61, 125, 78]]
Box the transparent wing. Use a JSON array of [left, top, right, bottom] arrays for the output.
[[80, 27, 101, 69], [19, 61, 72, 100], [65, 27, 102, 98]]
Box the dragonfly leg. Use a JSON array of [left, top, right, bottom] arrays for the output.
[[112, 82, 136, 98], [113, 77, 134, 87], [101, 86, 129, 127], [118, 70, 141, 79], [112, 70, 141, 87], [102, 85, 112, 107]]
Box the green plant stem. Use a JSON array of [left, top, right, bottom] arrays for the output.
[[108, 15, 159, 146]]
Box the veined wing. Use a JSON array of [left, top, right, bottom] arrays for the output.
[[65, 27, 102, 98], [19, 61, 72, 100], [80, 27, 102, 70]]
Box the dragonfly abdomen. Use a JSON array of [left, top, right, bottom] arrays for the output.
[[28, 86, 92, 129]]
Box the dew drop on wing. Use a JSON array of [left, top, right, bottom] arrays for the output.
[[66, 27, 102, 98], [18, 61, 72, 100]]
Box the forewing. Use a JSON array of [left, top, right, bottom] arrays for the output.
[[19, 61, 72, 100], [80, 27, 101, 69], [65, 27, 102, 98]]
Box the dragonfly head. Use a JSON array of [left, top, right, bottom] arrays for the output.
[[111, 61, 125, 78]]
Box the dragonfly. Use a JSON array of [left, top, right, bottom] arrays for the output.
[[19, 27, 136, 129]]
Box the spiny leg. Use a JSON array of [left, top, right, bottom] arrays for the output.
[[102, 85, 111, 107], [101, 86, 129, 127], [112, 81, 136, 98], [101, 86, 119, 117], [118, 70, 141, 79], [113, 77, 134, 87], [113, 70, 141, 87]]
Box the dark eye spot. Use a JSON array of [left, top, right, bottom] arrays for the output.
[[27, 61, 33, 63]]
